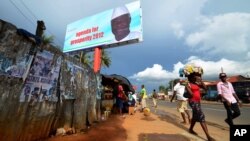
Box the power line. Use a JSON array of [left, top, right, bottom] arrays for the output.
[[20, 0, 64, 47], [20, 0, 39, 21], [10, 0, 64, 48], [10, 0, 63, 48], [9, 0, 35, 26]]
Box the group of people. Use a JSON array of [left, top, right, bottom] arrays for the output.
[[114, 82, 149, 118], [113, 70, 241, 141], [170, 72, 241, 141]]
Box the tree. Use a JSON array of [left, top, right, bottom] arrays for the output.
[[75, 49, 111, 69], [41, 33, 111, 69], [41, 34, 62, 51], [100, 49, 111, 68], [167, 80, 175, 90], [158, 85, 166, 93], [42, 34, 54, 45], [74, 51, 92, 66]]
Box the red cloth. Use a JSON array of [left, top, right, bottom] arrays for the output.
[[189, 83, 201, 102], [117, 85, 124, 98]]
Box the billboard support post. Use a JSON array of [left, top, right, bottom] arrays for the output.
[[93, 47, 102, 73]]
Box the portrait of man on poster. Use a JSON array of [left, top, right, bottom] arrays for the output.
[[111, 6, 141, 42]]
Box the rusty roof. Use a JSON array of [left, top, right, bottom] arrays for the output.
[[204, 75, 250, 86]]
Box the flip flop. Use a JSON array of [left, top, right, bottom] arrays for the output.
[[189, 130, 198, 135]]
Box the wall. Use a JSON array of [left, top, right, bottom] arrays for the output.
[[0, 19, 100, 141]]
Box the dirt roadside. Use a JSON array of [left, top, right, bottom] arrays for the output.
[[45, 101, 230, 141], [46, 112, 192, 141]]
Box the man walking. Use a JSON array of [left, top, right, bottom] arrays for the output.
[[152, 89, 158, 108], [217, 72, 241, 126], [171, 79, 191, 124], [140, 84, 147, 111]]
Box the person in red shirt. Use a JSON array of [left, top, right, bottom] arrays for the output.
[[116, 83, 126, 117], [186, 73, 215, 141]]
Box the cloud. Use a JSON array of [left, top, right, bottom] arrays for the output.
[[185, 56, 250, 79], [129, 64, 176, 82], [144, 0, 207, 36], [130, 57, 250, 87], [185, 12, 250, 61], [171, 21, 185, 39]]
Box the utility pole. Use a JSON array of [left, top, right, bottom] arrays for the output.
[[93, 47, 102, 73], [221, 67, 224, 73]]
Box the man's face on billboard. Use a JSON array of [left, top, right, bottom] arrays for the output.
[[111, 13, 131, 41]]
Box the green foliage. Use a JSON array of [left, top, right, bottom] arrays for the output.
[[101, 49, 111, 68], [74, 51, 92, 66], [158, 85, 166, 93], [75, 49, 111, 69], [41, 33, 111, 69], [42, 34, 54, 45]]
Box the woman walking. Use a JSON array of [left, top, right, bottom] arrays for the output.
[[185, 71, 215, 141]]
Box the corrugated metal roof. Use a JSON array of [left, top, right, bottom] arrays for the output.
[[204, 75, 250, 86]]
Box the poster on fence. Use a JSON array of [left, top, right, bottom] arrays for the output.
[[60, 61, 84, 100], [96, 74, 102, 100], [19, 51, 61, 102], [0, 52, 33, 80]]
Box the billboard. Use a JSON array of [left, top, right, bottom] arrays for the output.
[[63, 1, 142, 53]]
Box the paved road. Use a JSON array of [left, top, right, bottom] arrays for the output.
[[200, 102, 250, 126], [146, 99, 230, 140], [147, 99, 250, 128]]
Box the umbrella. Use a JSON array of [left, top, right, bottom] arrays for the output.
[[101, 74, 135, 93]]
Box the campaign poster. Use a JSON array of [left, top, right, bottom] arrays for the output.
[[19, 51, 61, 102], [0, 52, 33, 80], [63, 0, 142, 53], [60, 61, 84, 100]]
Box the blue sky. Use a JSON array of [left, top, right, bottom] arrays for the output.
[[1, 0, 250, 93]]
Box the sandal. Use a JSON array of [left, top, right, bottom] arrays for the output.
[[189, 130, 198, 135], [208, 136, 216, 141]]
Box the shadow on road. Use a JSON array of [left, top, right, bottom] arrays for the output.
[[138, 133, 189, 141], [151, 108, 207, 141]]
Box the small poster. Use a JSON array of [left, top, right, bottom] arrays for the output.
[[0, 52, 33, 80], [60, 61, 84, 100], [19, 51, 61, 102]]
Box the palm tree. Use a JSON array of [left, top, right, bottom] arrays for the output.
[[41, 33, 111, 69], [100, 49, 111, 68], [74, 51, 92, 66], [42, 34, 54, 45], [75, 48, 111, 70]]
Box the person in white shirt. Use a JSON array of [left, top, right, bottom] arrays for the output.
[[217, 72, 241, 126], [152, 89, 158, 108], [171, 79, 191, 124]]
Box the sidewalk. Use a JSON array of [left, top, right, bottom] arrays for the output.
[[152, 104, 229, 141], [46, 104, 229, 141], [46, 111, 191, 141]]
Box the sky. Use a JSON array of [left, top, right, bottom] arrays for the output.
[[1, 0, 250, 93]]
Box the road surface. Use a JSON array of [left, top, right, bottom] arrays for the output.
[[148, 99, 250, 128]]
